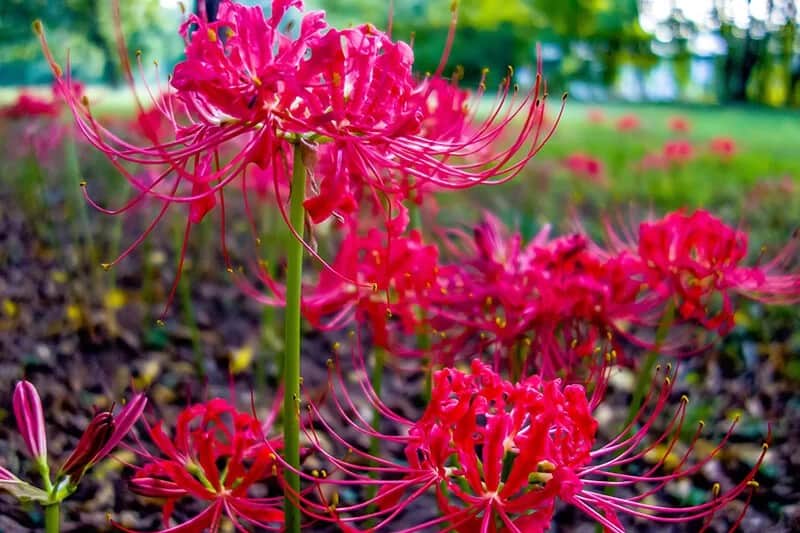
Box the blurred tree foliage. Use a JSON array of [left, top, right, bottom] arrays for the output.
[[311, 0, 651, 91], [2, 0, 799, 106], [0, 0, 182, 85]]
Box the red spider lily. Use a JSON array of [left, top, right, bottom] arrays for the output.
[[662, 139, 694, 165], [288, 358, 766, 532], [0, 92, 59, 119], [36, 0, 559, 306], [115, 398, 284, 532], [426, 213, 646, 377], [562, 152, 606, 184], [586, 108, 606, 124], [709, 137, 737, 159], [605, 209, 800, 334], [248, 213, 439, 349], [0, 87, 71, 164], [667, 115, 691, 134], [615, 114, 640, 132]]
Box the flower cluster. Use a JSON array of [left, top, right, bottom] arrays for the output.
[[423, 210, 799, 375], [36, 0, 559, 295], [295, 359, 765, 532], [27, 2, 791, 532]]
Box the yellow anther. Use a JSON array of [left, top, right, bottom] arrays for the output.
[[681, 395, 689, 404], [100, 263, 111, 271], [32, 20, 44, 35], [537, 460, 555, 473], [712, 482, 720, 497]]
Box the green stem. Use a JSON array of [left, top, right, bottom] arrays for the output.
[[626, 300, 676, 425], [368, 346, 385, 482], [364, 346, 386, 525], [44, 502, 60, 533], [173, 223, 204, 377], [283, 143, 306, 533], [406, 187, 434, 399]]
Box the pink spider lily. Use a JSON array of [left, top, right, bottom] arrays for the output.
[[604, 209, 800, 335], [562, 152, 606, 184], [426, 213, 646, 377], [0, 92, 59, 119], [667, 115, 691, 134], [284, 358, 766, 532], [248, 213, 439, 350], [36, 0, 560, 307], [2, 380, 146, 505], [662, 139, 694, 166], [615, 114, 640, 132], [114, 398, 284, 532], [709, 137, 737, 160]]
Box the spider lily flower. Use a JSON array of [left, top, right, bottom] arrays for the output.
[[605, 210, 800, 335], [36, 0, 559, 301], [667, 115, 691, 134], [427, 213, 645, 377], [662, 140, 694, 166], [293, 359, 766, 532], [615, 114, 640, 132], [562, 152, 606, 185], [115, 398, 284, 532], [249, 214, 440, 350], [0, 92, 59, 119], [709, 137, 737, 159]]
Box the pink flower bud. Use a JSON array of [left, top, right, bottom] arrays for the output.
[[0, 465, 18, 482], [12, 381, 47, 461]]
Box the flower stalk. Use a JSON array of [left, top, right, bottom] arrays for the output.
[[44, 502, 60, 533], [283, 141, 307, 533]]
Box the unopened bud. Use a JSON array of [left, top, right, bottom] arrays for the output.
[[59, 411, 114, 485]]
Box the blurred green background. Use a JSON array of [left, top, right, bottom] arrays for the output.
[[3, 0, 800, 106]]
